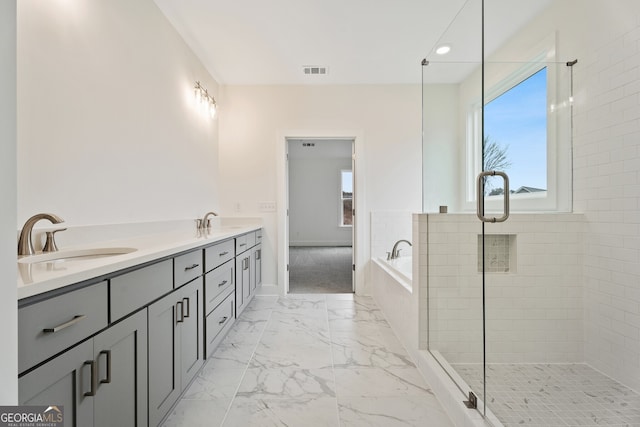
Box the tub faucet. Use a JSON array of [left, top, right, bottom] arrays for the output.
[[389, 239, 412, 260], [198, 211, 218, 229], [18, 213, 65, 256]]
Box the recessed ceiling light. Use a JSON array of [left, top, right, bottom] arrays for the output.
[[435, 44, 451, 55]]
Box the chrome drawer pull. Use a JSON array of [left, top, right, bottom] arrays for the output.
[[218, 316, 228, 325], [256, 249, 261, 260], [239, 243, 246, 247], [100, 350, 112, 384], [218, 280, 228, 287], [183, 297, 190, 318], [84, 360, 97, 397], [219, 251, 229, 257], [184, 263, 200, 271], [176, 301, 184, 324], [43, 314, 86, 333]]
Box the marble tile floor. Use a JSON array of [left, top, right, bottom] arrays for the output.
[[162, 294, 453, 427], [452, 363, 640, 427]]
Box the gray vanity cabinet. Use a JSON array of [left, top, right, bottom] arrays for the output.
[[93, 310, 147, 427], [204, 259, 235, 357], [148, 277, 203, 427], [235, 252, 251, 316], [19, 340, 94, 427], [179, 277, 203, 389], [253, 244, 262, 291], [19, 309, 148, 427], [235, 231, 260, 317]]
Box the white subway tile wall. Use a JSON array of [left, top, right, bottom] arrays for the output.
[[573, 5, 640, 392], [418, 213, 584, 364]]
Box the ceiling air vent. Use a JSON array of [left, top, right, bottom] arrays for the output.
[[303, 66, 328, 75]]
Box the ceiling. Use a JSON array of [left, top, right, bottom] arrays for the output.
[[153, 0, 553, 85]]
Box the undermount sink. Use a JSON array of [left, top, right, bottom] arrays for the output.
[[18, 247, 137, 264]]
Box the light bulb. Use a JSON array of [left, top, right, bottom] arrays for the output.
[[435, 44, 451, 55]]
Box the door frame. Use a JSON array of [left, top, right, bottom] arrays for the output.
[[277, 130, 365, 295]]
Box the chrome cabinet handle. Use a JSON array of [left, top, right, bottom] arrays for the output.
[[84, 360, 97, 397], [218, 316, 228, 325], [256, 249, 261, 260], [176, 301, 184, 324], [239, 243, 246, 247], [219, 251, 229, 257], [184, 263, 200, 271], [218, 280, 228, 287], [43, 315, 86, 333], [183, 297, 190, 318], [476, 171, 510, 223], [99, 350, 112, 384]]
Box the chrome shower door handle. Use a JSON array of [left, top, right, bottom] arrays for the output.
[[476, 170, 510, 223]]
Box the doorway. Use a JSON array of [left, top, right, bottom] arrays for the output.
[[286, 138, 354, 294]]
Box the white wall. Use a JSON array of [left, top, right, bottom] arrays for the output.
[[422, 84, 460, 213], [567, 0, 640, 392], [218, 85, 423, 294], [17, 0, 220, 227], [288, 139, 352, 246], [0, 0, 18, 404]]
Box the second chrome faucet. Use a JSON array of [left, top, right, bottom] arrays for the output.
[[388, 239, 411, 260], [197, 211, 218, 230]]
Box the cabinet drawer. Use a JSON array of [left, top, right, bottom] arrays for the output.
[[236, 232, 256, 253], [246, 232, 256, 249], [110, 260, 172, 322], [205, 293, 234, 355], [235, 234, 248, 254], [19, 283, 108, 373], [174, 250, 203, 287], [204, 239, 235, 272], [204, 261, 234, 315]]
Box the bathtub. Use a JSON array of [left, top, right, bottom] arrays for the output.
[[373, 255, 412, 292]]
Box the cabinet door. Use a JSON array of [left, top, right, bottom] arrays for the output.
[[253, 245, 262, 290], [93, 310, 147, 427], [148, 292, 180, 427], [235, 256, 250, 316], [19, 340, 94, 427], [179, 278, 203, 390]]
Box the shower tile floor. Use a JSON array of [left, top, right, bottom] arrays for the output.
[[452, 363, 640, 426]]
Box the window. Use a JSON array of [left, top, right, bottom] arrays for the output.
[[465, 58, 570, 212], [340, 170, 353, 226], [483, 67, 547, 197]]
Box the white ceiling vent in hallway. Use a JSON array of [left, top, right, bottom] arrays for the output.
[[302, 65, 328, 75]]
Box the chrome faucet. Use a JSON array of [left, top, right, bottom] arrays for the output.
[[388, 239, 412, 260], [198, 211, 218, 230], [18, 213, 65, 256]]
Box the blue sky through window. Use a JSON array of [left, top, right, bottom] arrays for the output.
[[484, 67, 547, 192]]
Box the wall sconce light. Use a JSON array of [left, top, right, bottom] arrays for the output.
[[194, 81, 217, 119]]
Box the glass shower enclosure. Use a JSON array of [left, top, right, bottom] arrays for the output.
[[419, 1, 608, 425]]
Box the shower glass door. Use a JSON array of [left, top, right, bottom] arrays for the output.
[[422, 0, 487, 416], [424, 0, 576, 423], [482, 0, 577, 423]]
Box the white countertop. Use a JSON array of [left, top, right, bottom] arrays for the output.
[[18, 222, 261, 300]]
